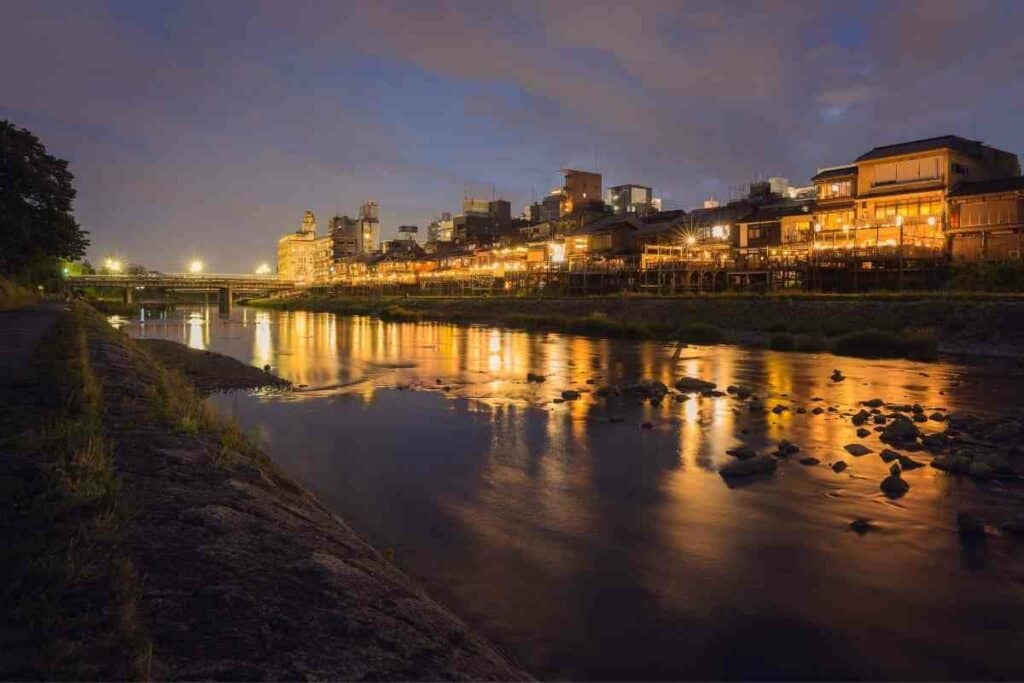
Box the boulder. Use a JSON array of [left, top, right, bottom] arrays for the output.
[[880, 463, 909, 498], [830, 369, 845, 382], [921, 432, 950, 453], [881, 415, 920, 445], [912, 413, 928, 423], [561, 390, 580, 401], [776, 440, 800, 457], [856, 428, 870, 438], [862, 398, 885, 408], [719, 454, 777, 478], [726, 445, 758, 460], [852, 409, 871, 426], [832, 461, 848, 473], [897, 454, 925, 470], [880, 449, 900, 463], [812, 406, 824, 415], [675, 376, 716, 392], [929, 412, 946, 422], [844, 443, 872, 456], [799, 456, 820, 466], [873, 414, 887, 425]]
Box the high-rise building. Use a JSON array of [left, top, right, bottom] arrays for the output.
[[462, 198, 490, 216], [358, 200, 380, 253], [329, 215, 360, 259], [605, 184, 654, 215], [488, 199, 511, 226], [560, 169, 602, 215], [427, 212, 454, 243], [277, 210, 332, 283]]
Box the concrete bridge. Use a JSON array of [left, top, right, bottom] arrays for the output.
[[67, 273, 297, 313]]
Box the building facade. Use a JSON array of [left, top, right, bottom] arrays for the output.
[[605, 184, 655, 215], [948, 177, 1024, 261], [277, 210, 333, 283]]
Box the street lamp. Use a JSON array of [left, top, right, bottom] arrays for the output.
[[189, 260, 204, 274], [255, 263, 271, 275]]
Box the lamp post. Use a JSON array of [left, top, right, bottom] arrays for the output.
[[896, 214, 904, 290]]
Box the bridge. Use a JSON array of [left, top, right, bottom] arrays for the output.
[[67, 273, 298, 313]]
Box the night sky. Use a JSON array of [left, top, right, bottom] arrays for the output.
[[3, 0, 1023, 272]]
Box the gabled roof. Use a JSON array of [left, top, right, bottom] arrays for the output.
[[576, 215, 642, 234], [811, 165, 856, 182], [949, 176, 1024, 197], [855, 135, 986, 162], [739, 203, 813, 224]]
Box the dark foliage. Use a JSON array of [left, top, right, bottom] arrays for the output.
[[0, 121, 88, 278]]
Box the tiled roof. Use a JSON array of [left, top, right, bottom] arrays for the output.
[[811, 165, 856, 181], [855, 135, 986, 162], [948, 176, 1024, 197]]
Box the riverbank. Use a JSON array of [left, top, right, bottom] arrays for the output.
[[248, 293, 1024, 360], [138, 338, 291, 394], [0, 303, 527, 680]]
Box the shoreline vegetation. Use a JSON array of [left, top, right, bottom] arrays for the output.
[[247, 293, 1024, 361], [0, 302, 527, 680]]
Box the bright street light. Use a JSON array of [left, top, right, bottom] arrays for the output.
[[189, 260, 204, 274], [104, 257, 123, 273], [255, 263, 272, 275]]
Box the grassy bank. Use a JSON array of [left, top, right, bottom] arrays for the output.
[[245, 294, 985, 360], [0, 305, 149, 679]]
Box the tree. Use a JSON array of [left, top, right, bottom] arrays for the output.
[[0, 120, 89, 280]]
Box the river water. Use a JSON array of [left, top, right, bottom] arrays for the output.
[[117, 305, 1024, 680]]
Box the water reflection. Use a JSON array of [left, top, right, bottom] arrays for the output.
[[121, 305, 1024, 680]]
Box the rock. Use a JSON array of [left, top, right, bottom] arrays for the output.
[[947, 412, 973, 430], [912, 403, 924, 414], [641, 421, 654, 430], [880, 415, 920, 445], [527, 372, 546, 383], [880, 449, 900, 463], [811, 406, 824, 415], [561, 390, 580, 401], [674, 394, 688, 403], [932, 454, 971, 473], [912, 413, 928, 423], [832, 461, 848, 473], [586, 378, 596, 384], [850, 518, 874, 534], [988, 421, 1021, 442], [776, 440, 800, 457], [921, 432, 949, 453], [968, 461, 993, 479], [856, 428, 870, 438], [263, 364, 271, 372], [707, 390, 726, 397], [862, 398, 885, 408], [719, 455, 777, 478], [852, 409, 871, 426], [799, 456, 820, 466], [897, 454, 925, 470], [772, 404, 787, 414], [957, 511, 986, 543], [622, 379, 668, 398], [975, 451, 1013, 474], [726, 445, 758, 460], [929, 412, 946, 422], [844, 443, 872, 456], [675, 376, 716, 393], [796, 407, 807, 414], [830, 369, 845, 382], [595, 386, 611, 397], [873, 414, 887, 425], [553, 398, 564, 404], [880, 463, 910, 498]]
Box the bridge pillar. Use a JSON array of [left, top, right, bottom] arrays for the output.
[[217, 285, 233, 316], [123, 286, 133, 305]]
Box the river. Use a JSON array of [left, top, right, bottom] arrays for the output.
[[116, 305, 1024, 680]]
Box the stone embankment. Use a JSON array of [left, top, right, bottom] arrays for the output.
[[250, 294, 1024, 359], [0, 304, 527, 680]]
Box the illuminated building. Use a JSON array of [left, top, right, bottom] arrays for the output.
[[358, 201, 380, 253], [277, 210, 333, 283], [948, 176, 1024, 261], [605, 184, 655, 216], [559, 169, 602, 216]]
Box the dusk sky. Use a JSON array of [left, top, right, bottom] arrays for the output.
[[3, 0, 1023, 272]]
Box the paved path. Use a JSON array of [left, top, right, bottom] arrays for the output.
[[0, 303, 64, 387]]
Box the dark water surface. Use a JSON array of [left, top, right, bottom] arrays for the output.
[[118, 306, 1024, 680]]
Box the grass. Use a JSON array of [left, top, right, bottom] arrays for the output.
[[0, 305, 150, 679], [831, 328, 938, 360], [0, 278, 38, 310]]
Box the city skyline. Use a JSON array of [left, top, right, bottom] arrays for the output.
[[3, 0, 1024, 272]]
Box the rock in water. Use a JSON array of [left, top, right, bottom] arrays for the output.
[[799, 456, 820, 466], [776, 440, 800, 457], [881, 415, 920, 445], [844, 443, 872, 456], [527, 372, 546, 383], [719, 455, 777, 478], [830, 369, 845, 382], [561, 390, 580, 400], [675, 376, 716, 392], [897, 454, 925, 469], [856, 428, 870, 438], [880, 449, 900, 463], [968, 461, 993, 479], [852, 409, 871, 426], [832, 461, 848, 473], [850, 518, 874, 534], [880, 463, 910, 498], [726, 445, 758, 460]]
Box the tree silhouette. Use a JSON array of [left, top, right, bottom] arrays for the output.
[[0, 120, 88, 279]]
